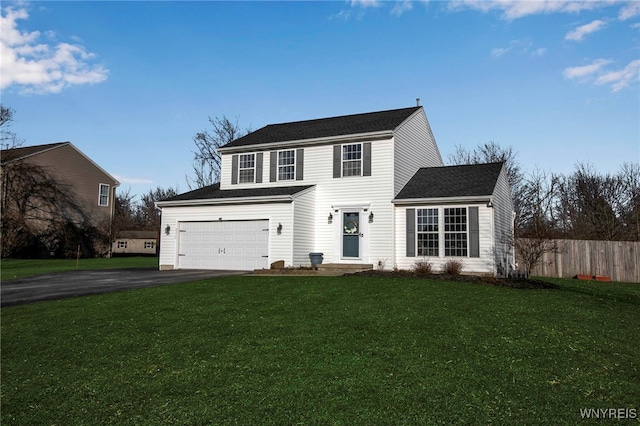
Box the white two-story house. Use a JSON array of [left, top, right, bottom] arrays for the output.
[[156, 106, 514, 274]]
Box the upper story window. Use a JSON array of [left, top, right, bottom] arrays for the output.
[[444, 207, 467, 257], [238, 154, 255, 183], [278, 150, 295, 181], [98, 184, 109, 206], [342, 143, 362, 177], [417, 208, 439, 256]]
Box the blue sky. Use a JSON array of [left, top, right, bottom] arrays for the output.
[[2, 0, 639, 199]]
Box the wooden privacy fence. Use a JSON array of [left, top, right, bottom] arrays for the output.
[[517, 239, 640, 283]]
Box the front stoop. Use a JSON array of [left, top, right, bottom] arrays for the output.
[[253, 263, 373, 276]]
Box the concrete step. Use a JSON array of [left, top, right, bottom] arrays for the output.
[[316, 263, 374, 272], [253, 263, 374, 276]]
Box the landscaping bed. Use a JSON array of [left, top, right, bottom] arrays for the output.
[[350, 269, 558, 289]]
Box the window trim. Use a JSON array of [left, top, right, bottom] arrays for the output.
[[443, 207, 468, 257], [117, 241, 127, 249], [238, 153, 256, 184], [341, 143, 363, 177], [408, 206, 475, 258], [277, 149, 296, 181], [98, 183, 110, 207], [417, 208, 439, 257]]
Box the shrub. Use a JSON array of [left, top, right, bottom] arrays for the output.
[[412, 259, 433, 275], [443, 259, 464, 275]]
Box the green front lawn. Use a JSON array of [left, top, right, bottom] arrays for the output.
[[2, 276, 638, 425], [0, 257, 159, 281]]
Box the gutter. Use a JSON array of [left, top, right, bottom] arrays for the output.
[[217, 130, 394, 154], [156, 193, 296, 208], [392, 195, 492, 205]]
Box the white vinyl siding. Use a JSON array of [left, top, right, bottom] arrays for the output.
[[491, 165, 515, 271], [292, 188, 316, 266], [393, 109, 443, 196]]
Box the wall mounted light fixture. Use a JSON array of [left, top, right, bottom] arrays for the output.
[[486, 201, 494, 208], [165, 225, 171, 235], [369, 212, 374, 223], [277, 223, 283, 235], [328, 213, 333, 224]]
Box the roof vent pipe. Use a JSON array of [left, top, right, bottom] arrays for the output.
[[416, 98, 420, 106]]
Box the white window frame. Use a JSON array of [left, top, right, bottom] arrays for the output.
[[238, 153, 256, 183], [117, 241, 127, 249], [443, 207, 468, 257], [417, 208, 439, 257], [342, 143, 362, 177], [144, 241, 155, 249], [98, 184, 110, 206], [277, 149, 296, 181]]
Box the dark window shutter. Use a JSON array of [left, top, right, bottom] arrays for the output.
[[333, 145, 341, 178], [296, 149, 304, 181], [255, 153, 263, 183], [270, 152, 277, 182], [406, 208, 415, 257], [231, 155, 238, 185], [469, 206, 479, 258], [363, 142, 371, 176]]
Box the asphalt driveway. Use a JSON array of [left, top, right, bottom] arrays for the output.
[[0, 268, 247, 307]]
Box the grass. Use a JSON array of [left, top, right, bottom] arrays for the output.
[[2, 275, 639, 425], [0, 257, 159, 281]]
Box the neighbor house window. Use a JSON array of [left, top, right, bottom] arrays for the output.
[[99, 184, 110, 206], [278, 150, 295, 181], [238, 154, 255, 183], [342, 143, 362, 177], [117, 241, 127, 249], [444, 207, 468, 257], [417, 208, 439, 256], [144, 241, 155, 249]]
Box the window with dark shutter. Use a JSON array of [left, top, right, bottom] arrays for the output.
[[406, 208, 415, 257]]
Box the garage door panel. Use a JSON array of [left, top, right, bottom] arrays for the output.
[[178, 220, 269, 271]]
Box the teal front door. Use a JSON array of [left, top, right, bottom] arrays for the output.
[[342, 212, 360, 258]]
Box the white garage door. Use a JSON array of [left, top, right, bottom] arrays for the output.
[[177, 220, 269, 271]]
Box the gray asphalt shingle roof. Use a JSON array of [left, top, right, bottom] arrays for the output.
[[395, 162, 504, 200], [222, 106, 421, 149], [162, 183, 314, 202]]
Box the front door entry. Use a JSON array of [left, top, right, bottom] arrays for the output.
[[342, 212, 360, 258]]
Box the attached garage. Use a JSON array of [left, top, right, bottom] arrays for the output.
[[178, 220, 269, 271], [156, 184, 315, 272]]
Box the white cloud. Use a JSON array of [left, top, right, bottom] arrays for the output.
[[350, 0, 381, 8], [619, 1, 640, 20], [113, 175, 154, 185], [491, 47, 511, 58], [0, 6, 108, 94], [563, 58, 613, 79], [391, 1, 414, 16], [595, 59, 640, 92], [448, 0, 610, 20], [565, 19, 607, 41], [564, 58, 639, 92], [532, 47, 547, 57]]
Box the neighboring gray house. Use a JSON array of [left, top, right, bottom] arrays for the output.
[[1, 142, 119, 234], [156, 106, 514, 273]]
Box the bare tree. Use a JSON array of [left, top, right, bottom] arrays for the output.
[[136, 186, 179, 229], [509, 168, 565, 276], [0, 104, 23, 149], [187, 116, 249, 189]]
